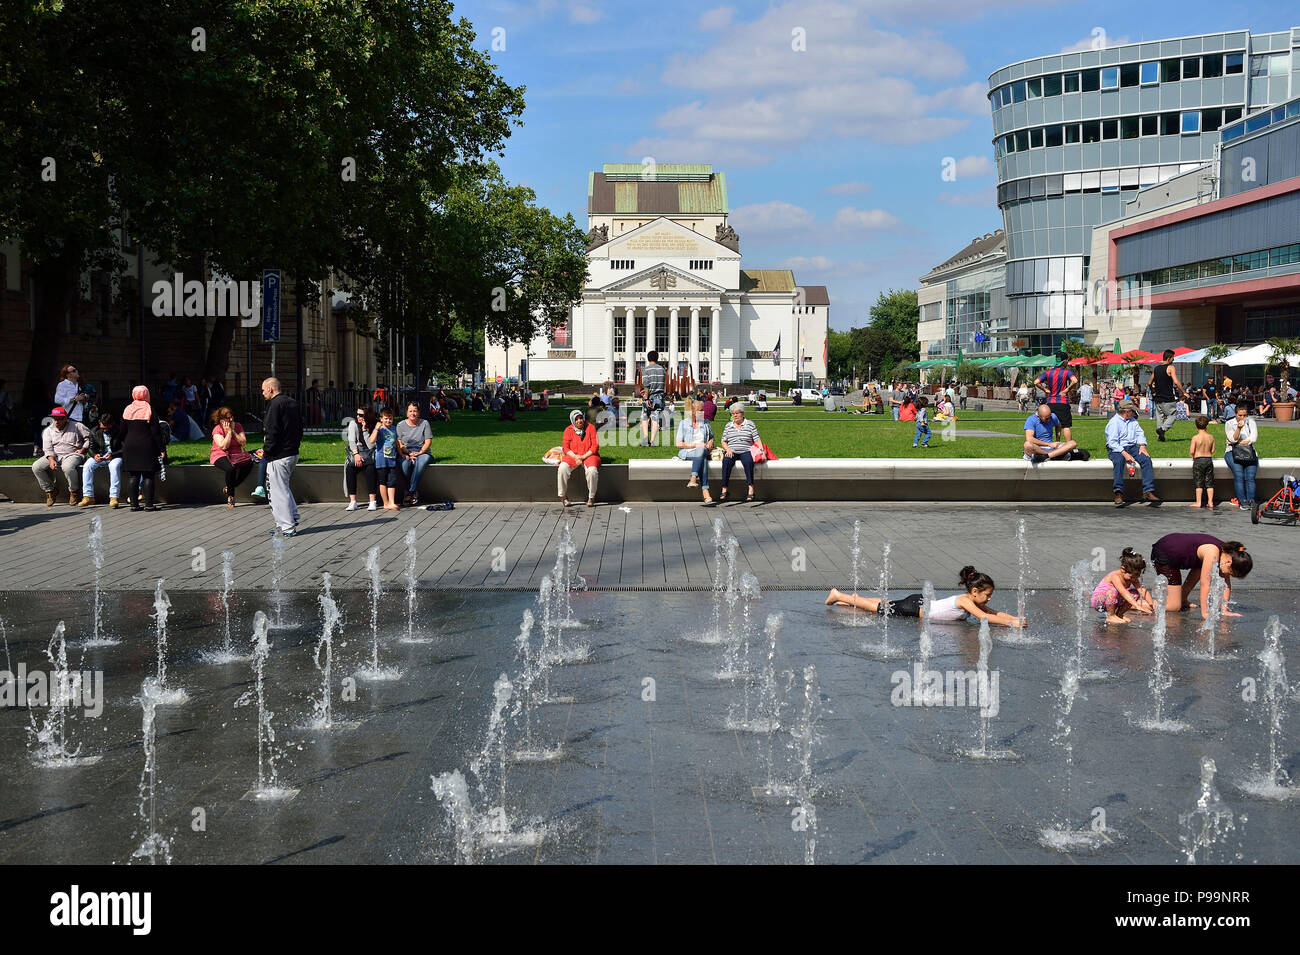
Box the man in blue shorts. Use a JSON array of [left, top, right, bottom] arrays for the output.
[[1023, 403, 1078, 461]]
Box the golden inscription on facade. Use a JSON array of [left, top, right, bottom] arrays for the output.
[[623, 230, 701, 253]]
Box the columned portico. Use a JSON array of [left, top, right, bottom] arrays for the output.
[[624, 305, 635, 383], [689, 306, 700, 379], [668, 307, 679, 369], [709, 306, 720, 383], [604, 306, 615, 383]]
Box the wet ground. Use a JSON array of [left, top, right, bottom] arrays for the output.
[[1, 582, 1296, 865]]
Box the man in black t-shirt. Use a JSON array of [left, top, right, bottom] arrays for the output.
[[1147, 349, 1187, 442]]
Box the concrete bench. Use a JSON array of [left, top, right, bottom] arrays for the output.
[[627, 456, 1300, 503]]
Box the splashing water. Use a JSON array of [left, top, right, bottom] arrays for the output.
[[1038, 653, 1116, 850], [131, 683, 171, 864], [269, 532, 286, 628], [400, 528, 432, 644], [1200, 573, 1227, 658], [727, 612, 782, 734], [1180, 757, 1238, 864], [1000, 518, 1045, 646], [29, 622, 98, 766], [551, 522, 587, 628], [470, 674, 515, 808], [308, 574, 342, 730], [1130, 579, 1187, 733], [848, 520, 862, 626], [83, 516, 117, 646], [916, 580, 936, 698], [143, 580, 187, 706], [694, 518, 729, 644], [861, 540, 907, 659], [0, 615, 10, 674], [720, 572, 759, 681], [203, 551, 250, 664], [430, 770, 478, 864], [1069, 560, 1105, 679], [792, 665, 821, 865], [1240, 616, 1297, 800], [512, 611, 563, 762], [963, 619, 1013, 760], [236, 611, 292, 800], [356, 546, 401, 680]]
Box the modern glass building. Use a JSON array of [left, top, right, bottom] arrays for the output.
[[988, 27, 1299, 348]]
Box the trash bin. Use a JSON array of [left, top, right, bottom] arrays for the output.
[[974, 402, 984, 412]]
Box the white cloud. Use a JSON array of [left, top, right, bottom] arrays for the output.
[[937, 186, 997, 207], [834, 206, 901, 230], [823, 181, 873, 195], [1060, 30, 1131, 54], [952, 155, 995, 178], [698, 6, 735, 30], [729, 200, 817, 233], [570, 5, 603, 24], [781, 255, 837, 271]]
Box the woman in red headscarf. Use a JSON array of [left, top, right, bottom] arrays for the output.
[[121, 386, 166, 511]]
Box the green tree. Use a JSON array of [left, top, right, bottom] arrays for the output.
[[826, 328, 855, 380], [867, 289, 921, 357], [0, 0, 527, 407]]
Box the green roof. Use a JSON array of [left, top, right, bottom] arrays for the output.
[[588, 165, 728, 214]]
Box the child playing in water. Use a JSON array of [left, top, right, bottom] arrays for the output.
[[1090, 547, 1155, 624], [826, 566, 1025, 628], [1188, 415, 1215, 509]]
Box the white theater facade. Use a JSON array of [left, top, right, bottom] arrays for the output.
[[484, 164, 829, 388]]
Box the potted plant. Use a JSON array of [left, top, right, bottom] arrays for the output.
[[1265, 337, 1300, 421]]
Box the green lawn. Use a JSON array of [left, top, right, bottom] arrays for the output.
[[13, 408, 1299, 465]]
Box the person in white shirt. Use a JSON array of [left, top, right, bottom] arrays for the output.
[[1078, 381, 1093, 416], [1223, 405, 1259, 509], [1105, 399, 1160, 506]]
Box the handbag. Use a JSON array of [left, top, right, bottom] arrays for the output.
[[1231, 442, 1258, 466], [227, 449, 253, 467]]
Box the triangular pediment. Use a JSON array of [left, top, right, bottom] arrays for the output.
[[602, 262, 726, 295], [603, 216, 737, 259]]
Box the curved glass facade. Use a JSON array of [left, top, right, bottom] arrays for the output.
[[987, 28, 1297, 334]]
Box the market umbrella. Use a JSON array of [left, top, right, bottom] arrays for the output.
[[1066, 356, 1096, 366], [1172, 347, 1236, 364], [1021, 355, 1058, 367], [1220, 343, 1300, 367]]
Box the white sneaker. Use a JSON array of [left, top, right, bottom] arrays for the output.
[[368, 501, 378, 510], [346, 501, 359, 511]]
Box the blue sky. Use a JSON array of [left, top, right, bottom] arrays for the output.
[[458, 0, 1296, 329]]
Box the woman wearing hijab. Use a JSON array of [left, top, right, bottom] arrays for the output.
[[121, 385, 166, 511], [558, 408, 600, 507]]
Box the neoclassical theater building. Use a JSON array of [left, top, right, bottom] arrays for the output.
[[484, 163, 829, 388]]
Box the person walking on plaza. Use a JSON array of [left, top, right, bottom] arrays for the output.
[[1147, 349, 1187, 441], [912, 396, 931, 448], [79, 412, 124, 507], [1106, 399, 1160, 506], [640, 352, 667, 446], [1078, 380, 1093, 416], [121, 386, 165, 511], [558, 408, 600, 507], [261, 377, 302, 536], [32, 406, 89, 506], [958, 382, 968, 411]]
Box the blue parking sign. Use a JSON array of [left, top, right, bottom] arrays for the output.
[[261, 269, 281, 343]]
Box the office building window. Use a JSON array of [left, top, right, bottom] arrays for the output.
[[1011, 80, 1026, 103], [1160, 112, 1180, 135], [1200, 108, 1223, 132], [1101, 119, 1119, 140], [1182, 57, 1200, 79], [1101, 67, 1119, 89], [1140, 61, 1158, 85], [1043, 74, 1061, 96], [1029, 127, 1044, 148], [1045, 125, 1063, 147], [1120, 63, 1139, 87], [1120, 116, 1138, 139], [1224, 105, 1243, 123], [1225, 52, 1244, 74], [1081, 69, 1100, 92], [1180, 111, 1200, 134], [1203, 53, 1223, 78], [1027, 77, 1042, 98], [1161, 59, 1181, 83], [1082, 120, 1101, 143], [1065, 123, 1081, 144], [1140, 114, 1158, 136], [1064, 71, 1080, 93]]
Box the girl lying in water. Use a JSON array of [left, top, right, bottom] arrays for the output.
[[826, 566, 1025, 629]]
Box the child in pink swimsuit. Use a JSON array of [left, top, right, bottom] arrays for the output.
[[1090, 547, 1155, 624]]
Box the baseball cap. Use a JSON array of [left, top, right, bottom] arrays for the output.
[[50, 406, 67, 417]]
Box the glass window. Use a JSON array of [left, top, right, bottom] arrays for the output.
[[1119, 168, 1139, 188], [1180, 111, 1200, 134], [1080, 171, 1100, 192], [1200, 108, 1223, 132], [1081, 69, 1100, 92], [1290, 102, 1300, 119], [1063, 72, 1080, 93], [1082, 120, 1101, 143], [1224, 106, 1243, 123], [1043, 74, 1061, 97], [1225, 52, 1244, 75], [1249, 55, 1270, 78], [1160, 112, 1180, 135], [1140, 114, 1158, 136], [1221, 122, 1244, 142], [1271, 53, 1290, 76], [1121, 116, 1139, 139], [1029, 127, 1044, 148], [1065, 124, 1081, 144], [1272, 244, 1300, 267], [1140, 61, 1159, 85], [1161, 59, 1181, 83], [1182, 57, 1200, 79], [1100, 67, 1119, 89], [1014, 130, 1028, 151], [1203, 53, 1223, 78], [1011, 80, 1026, 103], [1027, 77, 1042, 98], [1102, 119, 1119, 140], [1063, 172, 1081, 191], [1003, 134, 1015, 154], [1120, 63, 1139, 87], [1045, 125, 1064, 147], [1101, 170, 1119, 192]]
